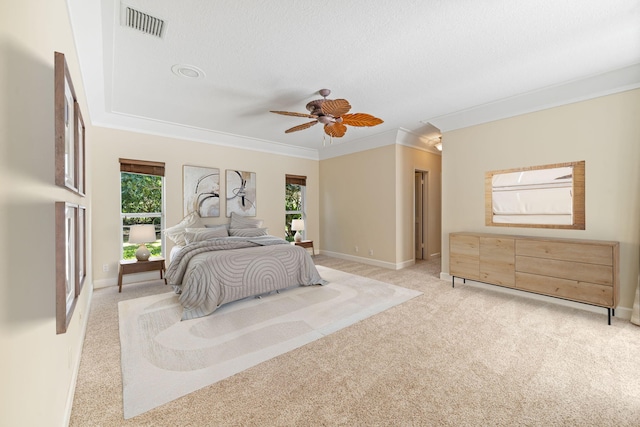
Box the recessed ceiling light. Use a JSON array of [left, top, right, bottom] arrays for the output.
[[171, 64, 205, 79]]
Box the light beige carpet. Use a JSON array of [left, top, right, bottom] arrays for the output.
[[71, 255, 640, 426], [118, 265, 421, 419]]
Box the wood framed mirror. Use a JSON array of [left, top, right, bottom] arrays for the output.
[[485, 161, 585, 229]]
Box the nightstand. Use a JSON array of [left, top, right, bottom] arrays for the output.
[[293, 240, 315, 256], [118, 257, 167, 292]]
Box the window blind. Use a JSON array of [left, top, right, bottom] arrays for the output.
[[285, 174, 306, 186], [119, 158, 165, 176]]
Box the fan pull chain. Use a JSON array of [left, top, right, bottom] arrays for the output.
[[322, 134, 335, 146]]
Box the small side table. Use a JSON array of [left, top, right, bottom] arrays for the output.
[[118, 257, 167, 292], [293, 240, 315, 256]]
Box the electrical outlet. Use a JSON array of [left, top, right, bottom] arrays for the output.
[[369, 249, 374, 256], [355, 246, 359, 253], [103, 264, 109, 272]]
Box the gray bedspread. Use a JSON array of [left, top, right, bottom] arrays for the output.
[[166, 236, 327, 320]]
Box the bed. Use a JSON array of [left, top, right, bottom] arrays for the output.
[[164, 214, 327, 320]]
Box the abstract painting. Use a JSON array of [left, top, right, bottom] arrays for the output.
[[226, 170, 256, 217], [183, 165, 220, 217]]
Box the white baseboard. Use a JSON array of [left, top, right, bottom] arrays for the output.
[[63, 285, 94, 427], [319, 250, 413, 270], [93, 278, 115, 289], [439, 272, 632, 321], [93, 271, 162, 289]]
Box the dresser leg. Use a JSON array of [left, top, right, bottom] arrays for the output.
[[452, 276, 455, 288], [608, 308, 611, 325]]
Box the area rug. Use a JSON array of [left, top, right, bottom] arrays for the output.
[[118, 265, 422, 419]]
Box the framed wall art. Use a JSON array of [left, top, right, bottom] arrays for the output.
[[485, 160, 585, 229], [75, 101, 86, 196], [183, 165, 220, 217], [77, 205, 87, 295], [226, 169, 256, 217], [56, 202, 78, 334], [55, 51, 86, 196], [54, 52, 77, 193]]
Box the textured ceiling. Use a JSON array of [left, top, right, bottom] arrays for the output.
[[68, 0, 640, 159]]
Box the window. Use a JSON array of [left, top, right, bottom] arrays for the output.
[[120, 158, 165, 260], [285, 175, 306, 242]]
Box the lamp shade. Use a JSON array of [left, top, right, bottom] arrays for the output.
[[128, 224, 156, 243]]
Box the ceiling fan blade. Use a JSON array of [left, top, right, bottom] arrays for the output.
[[285, 120, 318, 133], [321, 99, 351, 117], [340, 113, 384, 127], [324, 122, 347, 138], [270, 110, 317, 118]]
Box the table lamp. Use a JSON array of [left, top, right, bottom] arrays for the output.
[[128, 224, 156, 261], [291, 219, 304, 243]]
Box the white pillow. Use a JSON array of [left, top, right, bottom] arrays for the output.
[[230, 212, 263, 229], [163, 212, 204, 245], [184, 227, 229, 243], [229, 227, 268, 237]]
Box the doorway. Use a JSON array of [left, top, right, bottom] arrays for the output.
[[415, 171, 428, 260]]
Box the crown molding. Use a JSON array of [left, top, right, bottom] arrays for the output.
[[424, 63, 640, 132]]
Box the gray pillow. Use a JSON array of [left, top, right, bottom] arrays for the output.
[[229, 227, 268, 237], [204, 223, 230, 230], [230, 212, 263, 229], [184, 227, 229, 243]]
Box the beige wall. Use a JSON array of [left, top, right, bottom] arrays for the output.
[[91, 127, 320, 284], [0, 0, 93, 425], [320, 143, 442, 268], [319, 145, 397, 264], [441, 89, 640, 313]]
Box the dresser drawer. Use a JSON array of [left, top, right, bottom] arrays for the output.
[[516, 256, 613, 286], [450, 234, 480, 280], [480, 237, 515, 286], [516, 240, 613, 265], [450, 234, 480, 257], [516, 272, 614, 307]]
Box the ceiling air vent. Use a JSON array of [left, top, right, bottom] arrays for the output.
[[122, 6, 165, 38]]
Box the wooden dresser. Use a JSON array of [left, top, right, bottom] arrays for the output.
[[449, 232, 619, 324]]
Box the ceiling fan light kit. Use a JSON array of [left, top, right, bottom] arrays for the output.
[[270, 89, 383, 142]]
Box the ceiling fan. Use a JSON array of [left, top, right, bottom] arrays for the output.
[[270, 89, 383, 138]]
